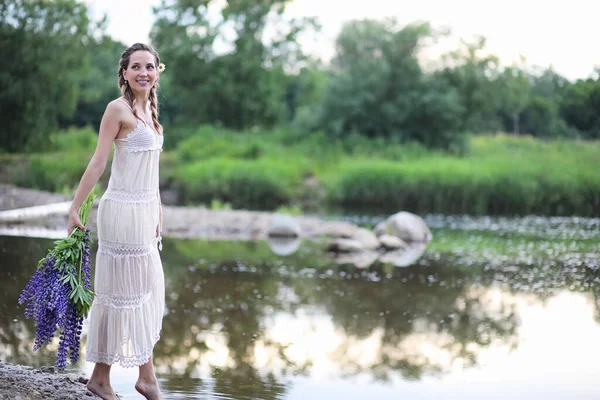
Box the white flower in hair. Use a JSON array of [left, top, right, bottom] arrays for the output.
[[158, 63, 166, 72]]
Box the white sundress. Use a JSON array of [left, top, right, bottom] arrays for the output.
[[85, 98, 165, 368]]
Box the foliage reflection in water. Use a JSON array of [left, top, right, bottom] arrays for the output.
[[1, 215, 600, 399]]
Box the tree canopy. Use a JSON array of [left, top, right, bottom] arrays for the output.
[[1, 1, 600, 153]]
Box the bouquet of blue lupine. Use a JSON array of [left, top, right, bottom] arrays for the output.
[[18, 190, 97, 369]]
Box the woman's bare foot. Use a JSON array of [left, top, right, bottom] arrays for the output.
[[87, 380, 118, 400], [135, 377, 162, 400]]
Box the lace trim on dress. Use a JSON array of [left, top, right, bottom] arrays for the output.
[[95, 290, 153, 310], [86, 341, 160, 368], [102, 187, 157, 204], [123, 121, 164, 153], [97, 240, 154, 257], [129, 145, 163, 154], [86, 350, 152, 368]]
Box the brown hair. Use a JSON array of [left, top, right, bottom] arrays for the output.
[[117, 43, 163, 134]]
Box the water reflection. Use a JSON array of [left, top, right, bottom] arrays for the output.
[[266, 236, 302, 256], [378, 243, 427, 267], [1, 233, 599, 398]]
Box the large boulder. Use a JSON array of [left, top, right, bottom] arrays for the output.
[[267, 214, 301, 238], [313, 220, 357, 238], [313, 221, 380, 251], [374, 211, 432, 243], [352, 228, 380, 250]]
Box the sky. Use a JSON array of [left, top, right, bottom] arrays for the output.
[[85, 0, 600, 81]]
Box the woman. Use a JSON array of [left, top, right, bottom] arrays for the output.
[[68, 43, 165, 400]]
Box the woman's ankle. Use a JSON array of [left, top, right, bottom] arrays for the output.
[[88, 376, 111, 386], [137, 375, 157, 383]]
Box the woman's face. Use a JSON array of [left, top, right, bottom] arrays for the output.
[[123, 50, 158, 92]]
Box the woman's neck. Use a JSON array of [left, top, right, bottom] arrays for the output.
[[131, 90, 149, 109]]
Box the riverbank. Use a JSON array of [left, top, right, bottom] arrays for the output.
[[0, 184, 353, 241], [0, 184, 70, 212], [0, 361, 99, 399], [0, 183, 435, 269]]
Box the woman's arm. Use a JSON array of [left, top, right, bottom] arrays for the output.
[[68, 102, 122, 234]]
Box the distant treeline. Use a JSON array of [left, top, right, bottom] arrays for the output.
[[2, 0, 600, 154]]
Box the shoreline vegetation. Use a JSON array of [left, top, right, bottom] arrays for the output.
[[2, 129, 599, 217]]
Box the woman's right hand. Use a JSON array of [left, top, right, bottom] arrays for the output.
[[68, 209, 85, 235]]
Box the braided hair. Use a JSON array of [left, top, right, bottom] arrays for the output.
[[117, 43, 163, 134]]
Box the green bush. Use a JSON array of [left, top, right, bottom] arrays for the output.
[[331, 135, 600, 216], [49, 126, 97, 153], [8, 126, 600, 216], [173, 125, 278, 163], [13, 152, 89, 193], [172, 158, 305, 210]]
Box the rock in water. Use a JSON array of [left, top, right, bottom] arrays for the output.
[[374, 211, 432, 243], [326, 238, 365, 253], [267, 214, 301, 238], [379, 243, 427, 267], [352, 228, 380, 250], [379, 234, 407, 250], [267, 236, 302, 256]]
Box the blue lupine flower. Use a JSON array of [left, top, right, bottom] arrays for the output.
[[18, 191, 96, 369], [82, 229, 92, 290]]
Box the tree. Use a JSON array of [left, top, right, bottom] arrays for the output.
[[517, 67, 574, 137], [150, 0, 318, 130], [520, 96, 574, 138], [496, 59, 532, 134], [530, 66, 569, 99], [0, 0, 96, 152], [303, 19, 465, 152], [285, 64, 328, 122], [404, 75, 466, 153], [316, 19, 432, 140], [436, 36, 501, 133], [59, 35, 125, 131], [560, 77, 600, 139]]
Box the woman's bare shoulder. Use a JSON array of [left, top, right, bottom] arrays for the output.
[[105, 98, 130, 114]]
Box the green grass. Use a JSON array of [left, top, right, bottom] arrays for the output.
[[6, 127, 600, 216], [172, 158, 308, 210], [11, 152, 90, 194], [331, 134, 600, 216]]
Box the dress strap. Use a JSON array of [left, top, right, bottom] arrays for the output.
[[119, 97, 149, 129], [118, 97, 134, 112], [118, 97, 152, 128]]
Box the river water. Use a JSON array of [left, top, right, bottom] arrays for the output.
[[1, 214, 599, 399]]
